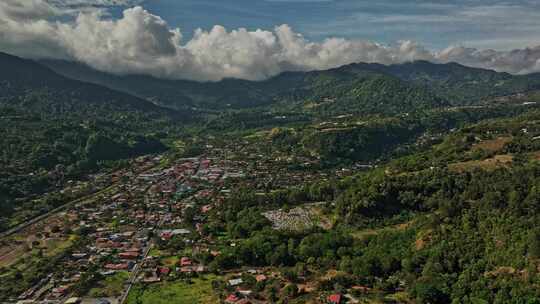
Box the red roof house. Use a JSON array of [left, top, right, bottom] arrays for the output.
[[328, 294, 342, 304], [225, 294, 239, 303], [180, 257, 192, 266], [119, 252, 139, 259], [158, 267, 170, 276]]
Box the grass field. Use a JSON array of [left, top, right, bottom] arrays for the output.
[[126, 275, 219, 304], [161, 256, 179, 267], [43, 235, 76, 257], [88, 271, 130, 298]]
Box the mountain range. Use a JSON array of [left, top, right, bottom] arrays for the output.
[[40, 57, 540, 115]]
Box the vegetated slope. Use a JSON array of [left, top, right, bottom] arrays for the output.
[[0, 53, 185, 230], [268, 67, 447, 116], [0, 53, 185, 119], [39, 59, 273, 110], [42, 58, 540, 114], [207, 110, 540, 303], [341, 60, 540, 104]]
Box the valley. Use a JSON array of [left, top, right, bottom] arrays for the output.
[[1, 52, 540, 303]]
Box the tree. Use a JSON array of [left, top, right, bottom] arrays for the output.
[[282, 283, 299, 299], [528, 230, 540, 258]]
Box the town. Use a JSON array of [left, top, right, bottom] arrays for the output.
[[2, 135, 365, 304]]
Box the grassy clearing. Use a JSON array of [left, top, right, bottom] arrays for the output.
[[161, 256, 179, 267], [148, 248, 163, 257], [88, 271, 130, 298], [43, 235, 76, 257], [350, 220, 413, 240], [126, 275, 219, 304], [0, 235, 77, 268]]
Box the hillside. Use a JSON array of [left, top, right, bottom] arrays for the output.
[[42, 59, 540, 115], [198, 108, 540, 303], [39, 59, 272, 110], [0, 53, 186, 119], [341, 60, 540, 104], [0, 53, 187, 230]]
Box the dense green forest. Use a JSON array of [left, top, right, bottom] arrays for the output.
[[199, 111, 540, 303]]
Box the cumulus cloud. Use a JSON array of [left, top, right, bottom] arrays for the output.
[[1, 0, 540, 81]]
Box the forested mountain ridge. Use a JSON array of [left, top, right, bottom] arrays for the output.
[[0, 52, 184, 119], [42, 58, 540, 114], [341, 60, 540, 104]]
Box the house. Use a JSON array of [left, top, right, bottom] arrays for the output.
[[64, 298, 81, 304], [328, 294, 342, 303], [237, 288, 252, 296], [255, 274, 267, 282], [71, 253, 87, 259], [351, 285, 371, 293], [104, 263, 130, 270], [201, 205, 212, 213], [180, 257, 192, 266], [160, 232, 173, 240], [228, 278, 243, 286], [119, 252, 139, 260], [179, 265, 206, 273], [51, 286, 69, 297], [225, 294, 240, 303], [158, 267, 170, 276]]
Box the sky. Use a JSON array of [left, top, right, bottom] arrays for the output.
[[141, 0, 540, 50], [0, 0, 539, 81]]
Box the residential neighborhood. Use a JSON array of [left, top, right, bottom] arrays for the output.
[[2, 137, 366, 304]]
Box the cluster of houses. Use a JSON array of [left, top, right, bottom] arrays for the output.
[[15, 152, 255, 304], [12, 134, 370, 304]]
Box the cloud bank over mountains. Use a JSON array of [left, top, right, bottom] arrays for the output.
[[1, 0, 540, 81]]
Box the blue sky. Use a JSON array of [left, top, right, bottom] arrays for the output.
[[3, 0, 539, 80], [135, 0, 540, 50]]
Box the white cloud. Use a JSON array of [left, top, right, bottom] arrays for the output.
[[0, 0, 59, 20], [47, 0, 144, 8], [1, 1, 540, 81]]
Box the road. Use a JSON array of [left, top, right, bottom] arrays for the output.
[[118, 196, 166, 304], [0, 184, 119, 240], [118, 243, 153, 304]]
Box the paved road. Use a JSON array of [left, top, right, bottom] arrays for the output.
[[118, 243, 153, 304], [119, 196, 166, 304]]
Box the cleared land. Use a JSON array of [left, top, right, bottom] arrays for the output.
[[125, 275, 219, 304], [448, 154, 513, 172], [471, 137, 512, 153]]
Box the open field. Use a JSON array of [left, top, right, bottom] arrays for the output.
[[448, 154, 513, 172], [471, 137, 512, 153], [88, 271, 130, 298], [126, 275, 219, 304]]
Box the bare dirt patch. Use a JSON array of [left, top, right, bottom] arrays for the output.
[[471, 137, 512, 153], [448, 154, 513, 172]]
